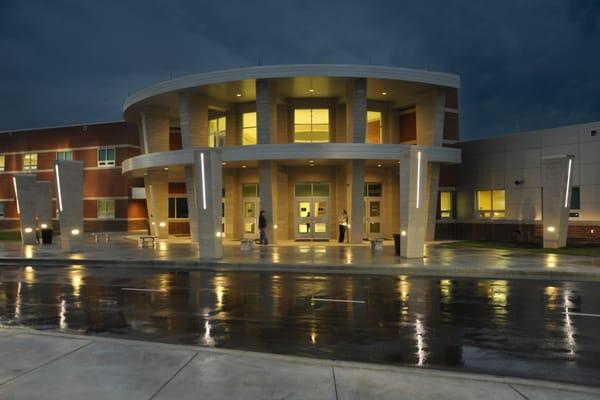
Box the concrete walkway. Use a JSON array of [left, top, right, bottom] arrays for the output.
[[0, 235, 599, 281], [0, 327, 598, 400]]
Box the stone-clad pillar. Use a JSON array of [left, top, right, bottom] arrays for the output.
[[416, 89, 445, 241], [258, 160, 277, 244], [140, 109, 170, 153], [13, 175, 37, 245], [179, 93, 209, 242], [256, 79, 277, 144], [144, 171, 169, 239], [346, 78, 367, 143], [54, 161, 84, 252], [347, 160, 365, 244], [542, 155, 574, 249], [399, 148, 430, 258], [35, 181, 53, 230], [192, 149, 223, 259]]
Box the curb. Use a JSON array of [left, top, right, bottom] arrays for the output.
[[0, 256, 599, 281]]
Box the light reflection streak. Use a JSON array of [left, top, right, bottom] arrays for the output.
[[70, 266, 83, 298], [24, 246, 34, 259], [24, 266, 35, 285], [15, 282, 22, 321], [546, 254, 558, 268], [563, 292, 576, 356], [59, 299, 67, 329], [415, 315, 427, 366], [202, 320, 215, 346]]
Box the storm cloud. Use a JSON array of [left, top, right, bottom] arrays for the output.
[[0, 0, 599, 139]]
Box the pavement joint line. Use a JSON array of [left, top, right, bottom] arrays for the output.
[[0, 338, 93, 387], [311, 297, 366, 304], [563, 312, 600, 318], [4, 326, 600, 395], [148, 351, 200, 400], [508, 383, 530, 400], [331, 365, 339, 400], [122, 287, 165, 293]]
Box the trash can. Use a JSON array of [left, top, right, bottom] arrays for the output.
[[393, 233, 401, 255], [41, 229, 53, 245]]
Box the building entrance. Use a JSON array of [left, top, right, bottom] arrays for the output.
[[364, 183, 383, 239], [242, 183, 259, 240], [294, 182, 330, 241]]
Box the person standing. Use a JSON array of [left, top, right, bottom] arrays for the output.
[[338, 209, 348, 243], [258, 210, 268, 245]]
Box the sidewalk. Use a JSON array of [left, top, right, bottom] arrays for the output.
[[0, 327, 598, 399], [0, 235, 599, 281]]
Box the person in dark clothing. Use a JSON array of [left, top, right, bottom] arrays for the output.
[[258, 210, 268, 245], [338, 209, 348, 243]]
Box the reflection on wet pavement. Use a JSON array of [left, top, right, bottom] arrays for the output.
[[1, 265, 600, 386]]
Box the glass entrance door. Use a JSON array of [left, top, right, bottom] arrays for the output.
[[242, 183, 259, 240], [294, 183, 330, 241], [364, 183, 383, 239]]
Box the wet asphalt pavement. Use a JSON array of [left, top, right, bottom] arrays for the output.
[[1, 265, 600, 386]]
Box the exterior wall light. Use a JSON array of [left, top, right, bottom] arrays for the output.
[[151, 221, 156, 225], [40, 224, 48, 229], [565, 158, 572, 208], [55, 164, 64, 212], [200, 152, 207, 210], [159, 222, 167, 228], [273, 224, 278, 229], [591, 229, 595, 234], [71, 229, 80, 235], [547, 226, 556, 233], [401, 230, 407, 236], [236, 93, 242, 97], [416, 151, 422, 208], [24, 227, 33, 233], [216, 232, 222, 238], [381, 92, 388, 96], [13, 177, 20, 214]]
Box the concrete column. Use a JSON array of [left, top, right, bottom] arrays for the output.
[[35, 181, 53, 230], [400, 148, 430, 258], [416, 89, 445, 146], [416, 89, 445, 241], [347, 160, 365, 244], [192, 149, 223, 259], [258, 160, 277, 244], [54, 161, 84, 252], [346, 78, 367, 143], [140, 109, 170, 153], [144, 171, 169, 239], [256, 79, 277, 144], [542, 155, 574, 249], [13, 175, 37, 245], [179, 93, 209, 242]]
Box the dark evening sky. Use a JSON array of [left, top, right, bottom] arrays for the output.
[[1, 0, 599, 139]]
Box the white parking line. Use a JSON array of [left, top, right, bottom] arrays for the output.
[[563, 312, 600, 318], [122, 288, 164, 293], [311, 297, 365, 304]]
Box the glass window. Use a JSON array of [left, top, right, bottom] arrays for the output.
[[97, 199, 115, 219], [0, 203, 4, 218], [295, 183, 312, 197], [209, 116, 226, 147], [242, 183, 258, 198], [312, 183, 329, 197], [476, 189, 505, 218], [294, 109, 329, 143], [439, 191, 453, 219], [0, 155, 4, 171], [56, 151, 73, 161], [168, 197, 189, 219], [571, 187, 580, 210], [366, 111, 382, 144], [242, 112, 257, 145], [98, 148, 116, 167], [364, 183, 382, 197], [23, 153, 37, 171]]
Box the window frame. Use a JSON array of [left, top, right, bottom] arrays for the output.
[[96, 199, 115, 219], [242, 112, 257, 146], [56, 150, 73, 161], [366, 110, 383, 144], [22, 153, 38, 171], [475, 189, 506, 218], [293, 108, 330, 143], [438, 191, 454, 219], [168, 196, 189, 219], [209, 116, 227, 147], [570, 186, 581, 210], [0, 155, 5, 172], [97, 147, 116, 167]]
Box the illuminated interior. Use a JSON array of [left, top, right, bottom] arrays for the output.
[[294, 109, 329, 143]]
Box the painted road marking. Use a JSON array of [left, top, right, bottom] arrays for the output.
[[122, 288, 164, 293], [563, 312, 600, 318], [311, 297, 365, 304]]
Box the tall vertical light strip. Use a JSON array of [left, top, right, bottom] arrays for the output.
[[55, 164, 63, 212], [200, 153, 207, 210], [416, 151, 422, 208], [564, 158, 572, 208], [12, 177, 20, 214]]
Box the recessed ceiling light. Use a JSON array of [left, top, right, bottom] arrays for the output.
[[309, 160, 314, 163], [377, 163, 382, 167], [236, 93, 242, 97], [242, 165, 247, 169], [164, 167, 169, 171], [222, 162, 227, 166], [308, 88, 314, 93], [381, 92, 388, 96]]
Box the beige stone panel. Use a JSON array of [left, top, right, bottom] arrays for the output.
[[35, 181, 53, 229], [415, 89, 445, 146], [54, 161, 84, 252], [144, 171, 169, 239], [141, 109, 170, 153], [13, 174, 37, 245], [542, 155, 574, 248]]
